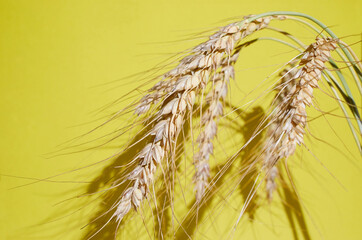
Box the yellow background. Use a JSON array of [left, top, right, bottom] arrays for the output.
[[1, 0, 361, 239]]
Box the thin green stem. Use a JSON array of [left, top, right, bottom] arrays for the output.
[[289, 17, 362, 95]]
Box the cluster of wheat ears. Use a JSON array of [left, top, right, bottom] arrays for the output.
[[70, 11, 361, 239]]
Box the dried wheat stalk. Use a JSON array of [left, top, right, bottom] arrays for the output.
[[263, 38, 338, 200], [112, 16, 280, 223], [265, 64, 297, 200], [193, 54, 239, 202], [189, 16, 282, 202]]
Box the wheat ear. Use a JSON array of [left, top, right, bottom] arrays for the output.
[[193, 53, 239, 202], [113, 79, 201, 222], [264, 64, 297, 200], [263, 38, 338, 200], [191, 16, 282, 202]]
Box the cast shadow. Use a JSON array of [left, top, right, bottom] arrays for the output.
[[235, 106, 265, 220], [81, 120, 155, 240], [279, 171, 312, 240], [234, 105, 311, 240], [174, 106, 264, 239], [174, 105, 312, 240], [82, 110, 192, 240], [81, 103, 312, 239]]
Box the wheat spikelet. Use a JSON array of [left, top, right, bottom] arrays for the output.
[[263, 37, 338, 200]]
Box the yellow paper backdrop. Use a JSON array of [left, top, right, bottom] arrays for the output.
[[1, 0, 361, 239]]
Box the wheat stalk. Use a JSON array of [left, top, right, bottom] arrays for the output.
[[112, 82, 199, 222], [263, 38, 338, 200], [189, 15, 282, 202], [264, 64, 298, 200], [193, 53, 239, 202]]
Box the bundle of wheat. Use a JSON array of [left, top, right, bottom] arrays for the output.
[[84, 12, 361, 239]]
